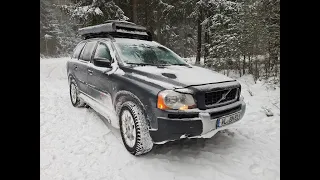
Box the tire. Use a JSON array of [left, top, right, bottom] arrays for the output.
[[69, 79, 85, 108], [118, 101, 153, 155]]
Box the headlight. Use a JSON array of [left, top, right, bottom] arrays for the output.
[[157, 90, 196, 110]]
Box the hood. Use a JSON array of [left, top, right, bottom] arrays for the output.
[[123, 65, 234, 89]]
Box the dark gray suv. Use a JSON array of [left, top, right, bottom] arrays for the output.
[[67, 21, 246, 155]]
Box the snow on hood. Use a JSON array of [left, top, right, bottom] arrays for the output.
[[127, 65, 234, 89]]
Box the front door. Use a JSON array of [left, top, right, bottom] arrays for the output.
[[87, 41, 114, 105], [87, 40, 118, 124]]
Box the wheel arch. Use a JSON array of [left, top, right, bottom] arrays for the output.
[[114, 90, 152, 128], [68, 74, 75, 83], [68, 74, 81, 88]]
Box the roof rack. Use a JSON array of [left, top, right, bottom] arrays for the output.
[[78, 21, 152, 41]]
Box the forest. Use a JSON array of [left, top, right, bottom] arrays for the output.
[[40, 0, 280, 82]]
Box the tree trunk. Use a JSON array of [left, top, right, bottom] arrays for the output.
[[195, 8, 202, 65], [270, 52, 275, 71], [183, 8, 186, 58], [45, 39, 48, 56], [144, 0, 148, 26], [204, 23, 209, 65], [266, 41, 272, 80], [132, 0, 138, 23], [265, 57, 270, 80], [242, 55, 246, 75], [248, 55, 252, 74], [254, 60, 259, 83], [155, 10, 162, 43], [238, 59, 242, 77], [274, 54, 278, 77], [224, 60, 227, 75], [203, 10, 209, 64]]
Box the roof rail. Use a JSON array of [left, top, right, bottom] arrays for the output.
[[78, 21, 152, 41]]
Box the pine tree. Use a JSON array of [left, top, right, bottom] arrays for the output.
[[204, 0, 242, 72], [60, 0, 128, 27], [189, 0, 207, 65], [40, 0, 60, 56], [40, 0, 280, 81]]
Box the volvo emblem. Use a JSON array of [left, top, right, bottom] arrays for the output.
[[221, 93, 227, 101], [217, 89, 232, 103]]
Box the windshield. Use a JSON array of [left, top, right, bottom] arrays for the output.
[[114, 38, 187, 66]]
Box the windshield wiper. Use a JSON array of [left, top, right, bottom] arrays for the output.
[[126, 62, 169, 67], [171, 63, 189, 66]]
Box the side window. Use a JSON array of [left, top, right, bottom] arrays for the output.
[[79, 41, 97, 61], [94, 42, 112, 60], [72, 42, 86, 59]]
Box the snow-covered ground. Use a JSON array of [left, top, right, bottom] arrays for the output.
[[40, 58, 280, 180]]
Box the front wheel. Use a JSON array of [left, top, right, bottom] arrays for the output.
[[119, 101, 153, 155]]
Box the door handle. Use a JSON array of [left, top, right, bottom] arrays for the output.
[[88, 69, 93, 75]]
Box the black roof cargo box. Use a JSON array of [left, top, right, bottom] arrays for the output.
[[78, 21, 152, 41]]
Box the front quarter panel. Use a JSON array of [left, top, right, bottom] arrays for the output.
[[111, 72, 164, 129]]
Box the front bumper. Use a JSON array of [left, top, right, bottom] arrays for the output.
[[149, 99, 246, 143]]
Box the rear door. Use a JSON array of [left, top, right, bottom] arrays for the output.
[[69, 41, 86, 91], [76, 40, 98, 95]]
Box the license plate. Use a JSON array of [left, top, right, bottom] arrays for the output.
[[216, 112, 241, 128]]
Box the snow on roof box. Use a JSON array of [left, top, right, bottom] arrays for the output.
[[78, 21, 152, 41], [105, 20, 136, 25]]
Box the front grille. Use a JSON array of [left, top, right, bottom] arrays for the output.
[[205, 88, 239, 106]]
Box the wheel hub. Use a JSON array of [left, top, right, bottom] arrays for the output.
[[121, 110, 136, 148]]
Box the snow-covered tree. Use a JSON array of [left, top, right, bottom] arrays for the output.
[[158, 0, 196, 57], [40, 0, 280, 81], [40, 0, 60, 56], [188, 0, 207, 65], [60, 0, 128, 27], [202, 0, 242, 71]]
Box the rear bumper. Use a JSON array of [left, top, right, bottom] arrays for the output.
[[149, 99, 246, 143]]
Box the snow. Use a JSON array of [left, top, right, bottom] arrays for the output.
[[116, 29, 148, 36], [132, 65, 233, 86], [40, 57, 280, 180], [130, 73, 178, 89], [94, 7, 103, 15], [44, 34, 53, 39], [78, 93, 119, 129], [183, 56, 205, 65], [114, 38, 160, 46]]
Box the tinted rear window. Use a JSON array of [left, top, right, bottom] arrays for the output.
[[80, 41, 97, 61], [72, 41, 86, 59]]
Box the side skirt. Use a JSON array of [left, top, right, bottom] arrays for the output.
[[78, 92, 120, 128]]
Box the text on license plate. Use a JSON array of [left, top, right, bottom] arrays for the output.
[[216, 112, 241, 128]]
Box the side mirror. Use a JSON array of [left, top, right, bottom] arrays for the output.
[[93, 57, 111, 68]]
